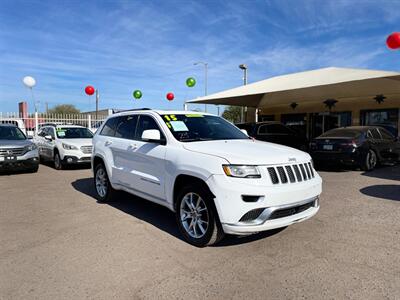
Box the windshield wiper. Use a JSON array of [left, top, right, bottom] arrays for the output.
[[180, 137, 213, 142]]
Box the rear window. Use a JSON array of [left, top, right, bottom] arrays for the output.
[[319, 129, 362, 138]]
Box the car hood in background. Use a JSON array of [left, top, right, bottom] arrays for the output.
[[183, 139, 310, 165], [0, 139, 33, 148], [57, 138, 92, 147]]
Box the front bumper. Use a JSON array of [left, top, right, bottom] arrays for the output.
[[206, 170, 322, 235], [0, 150, 39, 171], [62, 155, 91, 164], [222, 197, 319, 235]]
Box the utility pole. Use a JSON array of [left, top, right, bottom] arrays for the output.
[[239, 64, 248, 123], [194, 62, 208, 112]]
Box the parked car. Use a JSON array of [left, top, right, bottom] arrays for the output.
[[310, 126, 400, 171], [34, 124, 93, 170], [0, 118, 28, 136], [0, 124, 39, 173], [92, 110, 322, 247], [236, 121, 309, 151]]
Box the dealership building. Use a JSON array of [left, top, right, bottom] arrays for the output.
[[188, 67, 400, 138]]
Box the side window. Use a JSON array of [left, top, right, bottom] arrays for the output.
[[114, 115, 138, 140], [135, 115, 165, 141], [257, 125, 268, 135], [48, 127, 55, 139], [371, 128, 382, 140], [100, 117, 119, 137], [378, 128, 394, 140], [38, 128, 46, 137]]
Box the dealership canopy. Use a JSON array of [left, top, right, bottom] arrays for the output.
[[187, 67, 400, 108]]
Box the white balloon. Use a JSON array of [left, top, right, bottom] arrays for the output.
[[23, 76, 36, 88]]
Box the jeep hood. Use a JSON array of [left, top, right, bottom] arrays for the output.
[[182, 139, 310, 165]]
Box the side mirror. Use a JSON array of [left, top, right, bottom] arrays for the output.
[[240, 129, 248, 136], [141, 129, 164, 144], [44, 135, 53, 141]]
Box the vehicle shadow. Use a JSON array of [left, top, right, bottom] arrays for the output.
[[361, 164, 400, 181], [40, 160, 91, 170], [360, 185, 400, 201], [71, 177, 284, 247]]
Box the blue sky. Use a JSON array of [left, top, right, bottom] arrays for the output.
[[0, 0, 399, 114]]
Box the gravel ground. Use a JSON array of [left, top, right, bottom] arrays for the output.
[[1, 164, 399, 299]]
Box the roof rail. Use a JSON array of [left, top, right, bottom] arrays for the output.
[[115, 108, 152, 113]]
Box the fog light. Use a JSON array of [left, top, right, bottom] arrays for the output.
[[67, 158, 73, 163]]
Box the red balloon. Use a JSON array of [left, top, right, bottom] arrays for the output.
[[386, 32, 400, 50], [85, 85, 95, 95], [166, 92, 174, 101]]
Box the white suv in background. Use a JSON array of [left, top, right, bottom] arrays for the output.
[[92, 110, 322, 247], [35, 125, 93, 170]]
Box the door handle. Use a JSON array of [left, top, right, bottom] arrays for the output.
[[105, 141, 112, 146], [128, 144, 137, 150]]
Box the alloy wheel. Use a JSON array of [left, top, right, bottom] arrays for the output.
[[180, 192, 210, 239], [368, 150, 377, 169], [95, 167, 108, 198]]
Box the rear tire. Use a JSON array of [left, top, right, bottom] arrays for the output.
[[361, 149, 377, 171], [175, 183, 224, 247], [94, 163, 117, 203]]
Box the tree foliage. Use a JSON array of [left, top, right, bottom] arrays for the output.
[[48, 104, 80, 115], [222, 106, 241, 123]]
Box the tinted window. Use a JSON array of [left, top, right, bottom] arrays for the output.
[[115, 115, 138, 140], [378, 128, 394, 140], [320, 128, 362, 138], [258, 124, 292, 135], [100, 117, 119, 137], [136, 115, 164, 141], [370, 128, 382, 140], [0, 126, 26, 140]]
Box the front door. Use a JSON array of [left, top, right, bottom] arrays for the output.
[[128, 115, 167, 200]]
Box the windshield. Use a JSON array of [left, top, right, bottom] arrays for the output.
[[319, 128, 362, 138], [0, 126, 26, 140], [56, 127, 93, 139], [161, 114, 249, 142]]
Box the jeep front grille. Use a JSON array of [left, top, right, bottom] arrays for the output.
[[267, 162, 315, 184]]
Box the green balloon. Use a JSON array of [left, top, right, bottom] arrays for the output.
[[133, 90, 142, 99], [186, 77, 196, 87]]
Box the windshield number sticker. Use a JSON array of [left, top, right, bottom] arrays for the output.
[[170, 121, 189, 132]]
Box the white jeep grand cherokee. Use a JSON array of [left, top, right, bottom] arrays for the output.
[[92, 109, 322, 247]]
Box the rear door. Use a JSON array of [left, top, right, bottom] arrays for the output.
[[108, 115, 139, 186]]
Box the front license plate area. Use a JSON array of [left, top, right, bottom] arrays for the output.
[[5, 156, 17, 161]]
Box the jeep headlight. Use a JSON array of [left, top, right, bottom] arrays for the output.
[[222, 165, 261, 178], [62, 143, 78, 150], [25, 144, 37, 152]]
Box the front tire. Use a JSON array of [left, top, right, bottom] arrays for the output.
[[94, 163, 116, 203], [54, 152, 64, 170], [175, 183, 224, 247], [361, 149, 377, 171]]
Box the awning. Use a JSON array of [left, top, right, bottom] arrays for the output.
[[187, 67, 400, 107]]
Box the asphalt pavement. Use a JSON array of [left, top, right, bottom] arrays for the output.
[[1, 164, 399, 299]]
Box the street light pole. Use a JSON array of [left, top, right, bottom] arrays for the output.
[[194, 61, 208, 112], [239, 64, 248, 123]]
